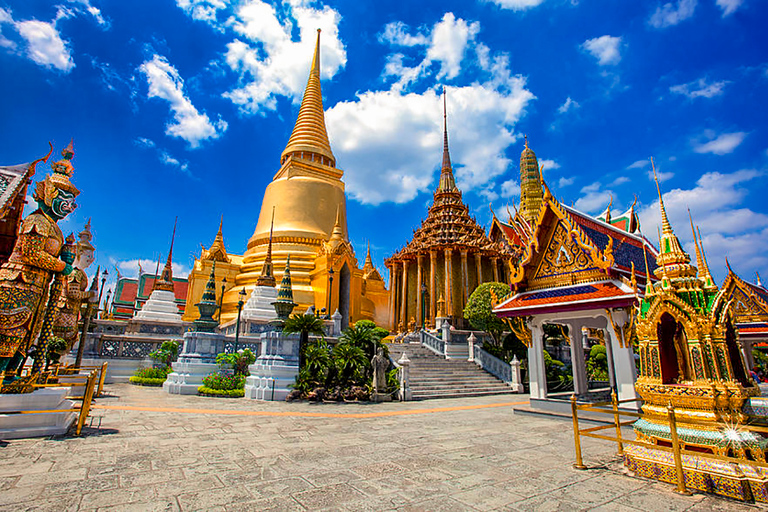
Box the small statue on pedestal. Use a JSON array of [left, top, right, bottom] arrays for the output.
[[0, 142, 78, 384], [371, 347, 390, 402]]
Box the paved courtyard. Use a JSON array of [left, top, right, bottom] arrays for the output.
[[1, 384, 765, 511]]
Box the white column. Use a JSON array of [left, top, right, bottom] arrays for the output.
[[568, 322, 588, 397], [604, 311, 639, 407], [528, 320, 547, 400], [741, 340, 755, 371]]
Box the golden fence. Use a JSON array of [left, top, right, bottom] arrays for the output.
[[5, 362, 108, 436], [571, 392, 768, 496]]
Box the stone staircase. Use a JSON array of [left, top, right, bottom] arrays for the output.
[[387, 342, 515, 400]]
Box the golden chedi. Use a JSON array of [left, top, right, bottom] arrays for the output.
[[189, 30, 388, 329]]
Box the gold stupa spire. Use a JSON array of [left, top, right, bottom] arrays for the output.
[[256, 207, 276, 287], [519, 136, 543, 227], [155, 218, 177, 292], [696, 225, 716, 289], [329, 206, 344, 246], [204, 215, 229, 262], [437, 87, 457, 193], [651, 158, 693, 280], [280, 29, 335, 167]]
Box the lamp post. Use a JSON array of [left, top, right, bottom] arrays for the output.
[[96, 269, 108, 319], [75, 266, 101, 368], [218, 276, 227, 321], [234, 287, 246, 353], [327, 267, 334, 319], [104, 289, 112, 319], [421, 282, 427, 330]]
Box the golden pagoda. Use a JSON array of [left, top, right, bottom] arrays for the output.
[[185, 30, 388, 328], [519, 136, 544, 227], [385, 90, 514, 331]]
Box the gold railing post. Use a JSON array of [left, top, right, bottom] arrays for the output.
[[96, 362, 108, 397], [76, 371, 97, 436], [571, 394, 587, 469], [667, 403, 690, 495], [611, 390, 624, 456]]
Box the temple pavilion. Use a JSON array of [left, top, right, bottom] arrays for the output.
[[384, 93, 514, 331], [184, 30, 388, 330], [492, 146, 659, 410], [718, 266, 768, 370]]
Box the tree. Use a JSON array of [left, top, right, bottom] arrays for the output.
[[340, 322, 388, 373], [463, 282, 511, 346], [283, 313, 326, 369], [332, 342, 367, 387]]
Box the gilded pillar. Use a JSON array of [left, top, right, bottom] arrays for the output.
[[387, 264, 396, 330], [461, 250, 469, 308], [429, 250, 437, 326], [416, 255, 424, 326], [474, 252, 483, 288], [492, 257, 500, 283], [400, 260, 409, 329], [444, 248, 453, 317]]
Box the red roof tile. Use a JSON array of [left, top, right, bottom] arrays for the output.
[[495, 280, 636, 317]]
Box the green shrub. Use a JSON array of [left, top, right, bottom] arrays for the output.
[[202, 372, 245, 391], [149, 340, 180, 367], [129, 376, 167, 386], [197, 386, 244, 397], [586, 345, 609, 381], [133, 366, 171, 379], [216, 349, 257, 376]]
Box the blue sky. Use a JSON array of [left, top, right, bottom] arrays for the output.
[[0, 0, 766, 297]]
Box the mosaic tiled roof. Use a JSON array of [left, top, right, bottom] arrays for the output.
[[495, 280, 636, 316]]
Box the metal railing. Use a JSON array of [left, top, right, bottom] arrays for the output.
[[420, 330, 445, 357], [472, 344, 512, 383], [571, 392, 768, 496], [8, 369, 100, 436]]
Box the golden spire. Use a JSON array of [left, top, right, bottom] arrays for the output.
[[328, 206, 344, 249], [205, 215, 229, 262], [437, 87, 457, 193], [519, 136, 543, 227], [757, 271, 763, 287], [155, 218, 177, 292], [696, 225, 716, 289], [651, 158, 693, 280], [256, 207, 276, 287], [688, 209, 704, 277], [280, 29, 335, 167]]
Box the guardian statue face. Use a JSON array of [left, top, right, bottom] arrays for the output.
[[49, 189, 77, 220]]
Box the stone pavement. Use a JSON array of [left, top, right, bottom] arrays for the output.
[[0, 384, 765, 511]]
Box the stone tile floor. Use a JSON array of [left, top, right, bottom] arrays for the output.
[[0, 384, 765, 511]]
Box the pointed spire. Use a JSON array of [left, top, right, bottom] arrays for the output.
[[272, 254, 297, 321], [63, 138, 74, 158], [689, 208, 704, 277], [155, 218, 177, 292], [329, 206, 344, 243], [651, 158, 693, 280], [437, 87, 457, 193], [257, 207, 276, 287], [696, 225, 716, 289], [757, 271, 763, 287], [204, 215, 229, 262], [652, 158, 673, 236], [280, 29, 335, 167], [519, 136, 544, 227], [193, 260, 219, 332]]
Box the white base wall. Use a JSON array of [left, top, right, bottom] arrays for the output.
[[245, 356, 298, 401], [163, 361, 220, 395], [0, 387, 76, 439]]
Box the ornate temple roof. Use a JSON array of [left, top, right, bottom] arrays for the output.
[[201, 216, 229, 263], [719, 266, 768, 326], [495, 280, 637, 317], [386, 92, 506, 263], [362, 242, 383, 281], [280, 29, 335, 168]]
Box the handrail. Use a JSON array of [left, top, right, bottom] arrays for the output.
[[472, 344, 512, 383], [570, 392, 768, 497], [420, 330, 445, 357]]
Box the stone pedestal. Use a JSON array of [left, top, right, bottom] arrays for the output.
[[0, 388, 76, 439], [245, 331, 299, 401], [134, 290, 183, 322], [242, 286, 279, 321], [164, 331, 225, 395]]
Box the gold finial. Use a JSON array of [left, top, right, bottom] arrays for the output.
[[437, 86, 456, 192], [757, 271, 763, 287], [688, 208, 704, 277], [155, 217, 177, 292], [257, 207, 277, 287], [696, 225, 715, 288], [281, 28, 335, 166], [651, 157, 673, 235], [524, 134, 528, 149]]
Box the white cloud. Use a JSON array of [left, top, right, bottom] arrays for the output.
[[140, 54, 228, 148], [326, 14, 534, 206], [67, 0, 110, 28], [426, 14, 480, 80], [16, 18, 74, 72], [118, 258, 190, 280], [501, 179, 521, 198], [647, 169, 674, 182], [557, 96, 580, 114], [221, 0, 346, 114], [638, 169, 768, 281], [693, 130, 747, 155], [159, 150, 191, 175], [134, 137, 155, 148], [539, 159, 560, 172], [670, 78, 729, 99], [716, 0, 743, 16], [558, 177, 574, 187], [649, 0, 697, 28], [611, 176, 630, 186], [627, 159, 649, 169], [176, 0, 229, 25], [575, 181, 613, 213], [379, 21, 428, 47], [581, 35, 622, 66], [488, 0, 546, 10]]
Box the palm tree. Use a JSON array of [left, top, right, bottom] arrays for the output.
[[340, 322, 388, 364], [332, 342, 367, 387], [283, 313, 326, 368]]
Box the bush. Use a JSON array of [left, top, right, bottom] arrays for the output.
[[586, 345, 609, 381], [46, 337, 68, 366], [197, 386, 244, 397], [202, 372, 246, 391], [129, 376, 167, 386], [216, 349, 256, 376], [149, 340, 180, 367], [130, 366, 170, 385]]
